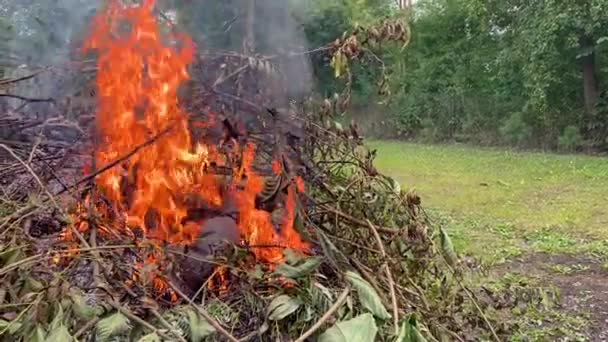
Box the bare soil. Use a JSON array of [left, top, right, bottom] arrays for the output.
[[494, 253, 608, 340]]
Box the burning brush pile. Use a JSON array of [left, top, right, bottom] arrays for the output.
[[0, 1, 517, 341]]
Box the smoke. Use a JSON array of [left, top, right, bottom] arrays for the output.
[[0, 0, 99, 112], [164, 0, 314, 102], [0, 0, 314, 114]]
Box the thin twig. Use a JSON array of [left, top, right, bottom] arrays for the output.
[[167, 280, 240, 342], [0, 144, 59, 209], [367, 219, 399, 336], [320, 203, 399, 234], [150, 308, 188, 342], [0, 245, 135, 276], [108, 299, 175, 341], [351, 258, 392, 308], [73, 317, 100, 339], [0, 93, 54, 103], [294, 286, 350, 342], [0, 69, 46, 85], [89, 133, 101, 286], [434, 238, 500, 342]]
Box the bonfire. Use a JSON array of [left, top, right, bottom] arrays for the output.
[[0, 1, 516, 341]]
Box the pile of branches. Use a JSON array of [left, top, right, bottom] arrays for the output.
[[0, 15, 543, 342]]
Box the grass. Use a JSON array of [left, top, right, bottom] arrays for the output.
[[369, 141, 608, 262]]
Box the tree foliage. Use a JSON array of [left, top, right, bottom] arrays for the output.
[[302, 0, 608, 150]]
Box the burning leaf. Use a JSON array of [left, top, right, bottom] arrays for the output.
[[275, 256, 322, 279], [184, 308, 216, 341], [345, 271, 391, 320], [439, 228, 458, 267], [394, 314, 427, 342], [96, 312, 131, 341], [70, 290, 103, 320], [267, 294, 302, 321], [137, 332, 161, 342], [318, 313, 378, 342], [46, 324, 72, 342]]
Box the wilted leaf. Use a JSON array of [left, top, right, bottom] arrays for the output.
[[47, 324, 72, 342], [25, 276, 44, 292], [267, 295, 302, 321], [318, 313, 377, 342], [186, 308, 215, 342], [334, 121, 344, 132], [389, 177, 401, 194], [70, 290, 103, 320], [439, 228, 458, 267], [0, 247, 23, 267], [96, 312, 131, 341], [137, 332, 161, 342], [345, 271, 390, 319], [394, 314, 427, 342], [275, 256, 322, 278], [330, 51, 348, 78]]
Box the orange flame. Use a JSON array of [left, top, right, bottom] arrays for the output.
[[80, 0, 308, 266]]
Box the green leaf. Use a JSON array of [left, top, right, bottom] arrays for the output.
[[49, 304, 65, 332], [70, 290, 103, 320], [345, 271, 390, 320], [47, 324, 72, 342], [137, 332, 161, 342], [394, 314, 427, 342], [318, 313, 377, 342], [283, 248, 301, 264], [267, 294, 302, 321], [0, 319, 9, 331], [96, 312, 131, 341], [439, 228, 458, 267], [8, 321, 21, 334], [275, 256, 322, 278], [25, 276, 44, 292], [26, 325, 47, 342], [0, 247, 23, 267], [186, 308, 215, 342]]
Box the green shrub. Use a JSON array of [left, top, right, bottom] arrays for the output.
[[499, 112, 532, 146], [557, 125, 582, 151]]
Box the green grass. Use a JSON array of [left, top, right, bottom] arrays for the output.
[[369, 141, 608, 262]]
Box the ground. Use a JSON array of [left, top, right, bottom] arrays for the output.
[[371, 141, 608, 340]]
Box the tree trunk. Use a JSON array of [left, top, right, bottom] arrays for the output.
[[580, 35, 600, 112]]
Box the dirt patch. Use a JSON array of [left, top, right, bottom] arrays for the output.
[[493, 253, 608, 340]]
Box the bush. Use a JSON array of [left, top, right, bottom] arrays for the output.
[[500, 112, 532, 146], [558, 125, 582, 151]]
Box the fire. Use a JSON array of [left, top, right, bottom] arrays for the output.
[[76, 0, 308, 271]]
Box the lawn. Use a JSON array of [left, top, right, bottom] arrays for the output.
[[369, 141, 608, 263]]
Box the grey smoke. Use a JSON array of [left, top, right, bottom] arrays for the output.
[[0, 0, 313, 112], [0, 0, 99, 112]]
